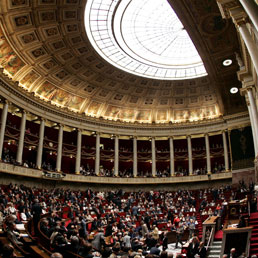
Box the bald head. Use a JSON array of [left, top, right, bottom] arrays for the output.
[[50, 253, 63, 258]]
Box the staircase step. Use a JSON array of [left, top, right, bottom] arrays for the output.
[[250, 247, 258, 254], [209, 249, 221, 253], [212, 241, 222, 245], [249, 218, 258, 221], [209, 251, 221, 255]]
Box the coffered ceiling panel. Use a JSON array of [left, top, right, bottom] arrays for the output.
[[0, 0, 246, 124]]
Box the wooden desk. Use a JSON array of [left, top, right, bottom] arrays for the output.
[[30, 245, 51, 258], [23, 236, 33, 244], [202, 216, 218, 245], [203, 216, 218, 225], [220, 226, 253, 258]]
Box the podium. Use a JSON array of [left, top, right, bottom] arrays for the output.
[[220, 225, 252, 257]]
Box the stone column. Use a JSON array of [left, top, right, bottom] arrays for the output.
[[222, 130, 229, 171], [16, 111, 27, 164], [56, 124, 63, 172], [114, 135, 119, 176], [238, 23, 258, 76], [0, 101, 9, 159], [246, 87, 258, 156], [95, 133, 100, 176], [151, 137, 156, 177], [36, 118, 45, 169], [239, 0, 258, 33], [169, 137, 175, 176], [133, 136, 137, 177], [75, 129, 82, 174], [228, 5, 258, 76], [205, 134, 211, 174], [247, 101, 258, 155], [187, 136, 193, 175], [240, 83, 258, 155]]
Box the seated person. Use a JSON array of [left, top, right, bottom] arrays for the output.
[[1, 244, 16, 258], [40, 219, 51, 237], [6, 222, 23, 246]]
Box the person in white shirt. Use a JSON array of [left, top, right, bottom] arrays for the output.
[[7, 203, 16, 215], [190, 205, 196, 212], [123, 232, 131, 248], [20, 209, 27, 222]]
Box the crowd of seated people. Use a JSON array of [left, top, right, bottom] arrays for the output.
[[212, 163, 225, 174], [0, 182, 255, 258], [120, 147, 133, 153], [156, 169, 170, 178]]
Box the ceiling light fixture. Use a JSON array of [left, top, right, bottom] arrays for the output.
[[230, 87, 238, 94], [223, 59, 232, 66]]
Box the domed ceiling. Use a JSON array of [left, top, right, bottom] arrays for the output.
[[0, 0, 246, 125]]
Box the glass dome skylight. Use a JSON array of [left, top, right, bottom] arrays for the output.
[[85, 0, 207, 80]]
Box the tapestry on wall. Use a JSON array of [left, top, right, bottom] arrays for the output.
[[230, 126, 255, 169]]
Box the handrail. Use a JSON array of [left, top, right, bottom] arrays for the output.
[[248, 200, 250, 217], [205, 227, 214, 250]]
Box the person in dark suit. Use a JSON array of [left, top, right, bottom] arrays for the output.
[[187, 237, 199, 258], [162, 231, 168, 251], [31, 198, 42, 234], [150, 244, 161, 256], [1, 244, 16, 258], [40, 219, 50, 237], [229, 248, 238, 258], [198, 241, 207, 258]]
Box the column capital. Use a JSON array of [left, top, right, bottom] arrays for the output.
[[240, 85, 255, 96], [4, 99, 10, 105], [222, 129, 228, 133], [22, 109, 29, 115], [241, 75, 255, 88], [217, 1, 248, 27], [40, 117, 47, 123], [233, 15, 248, 28], [217, 0, 241, 19]]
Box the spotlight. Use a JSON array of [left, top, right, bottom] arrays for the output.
[[223, 59, 232, 66], [230, 87, 238, 94]]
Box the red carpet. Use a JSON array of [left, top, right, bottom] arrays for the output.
[[250, 213, 258, 219], [214, 230, 223, 240], [250, 212, 258, 256]]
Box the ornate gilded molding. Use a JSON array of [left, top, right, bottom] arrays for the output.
[[0, 72, 250, 136], [0, 162, 233, 185]]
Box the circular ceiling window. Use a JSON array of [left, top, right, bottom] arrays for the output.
[[85, 0, 207, 80]]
